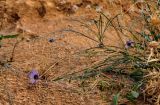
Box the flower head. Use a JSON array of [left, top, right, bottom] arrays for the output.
[[125, 40, 134, 48], [28, 70, 39, 84], [48, 38, 55, 43]]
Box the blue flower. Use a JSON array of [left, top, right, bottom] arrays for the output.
[[125, 40, 134, 48], [28, 70, 39, 84]]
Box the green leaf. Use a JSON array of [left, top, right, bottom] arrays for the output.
[[154, 34, 160, 41], [130, 70, 144, 81], [0, 35, 3, 40], [131, 91, 139, 98], [132, 81, 143, 91], [150, 31, 155, 35], [126, 91, 139, 102], [2, 34, 19, 39], [141, 32, 151, 41], [113, 93, 120, 105]]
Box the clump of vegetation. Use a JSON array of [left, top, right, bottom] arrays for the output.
[[144, 69, 160, 104], [1, 0, 160, 104], [53, 0, 160, 104]]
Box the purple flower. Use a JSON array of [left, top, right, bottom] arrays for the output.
[[28, 70, 39, 84], [48, 38, 55, 43], [125, 40, 134, 48]]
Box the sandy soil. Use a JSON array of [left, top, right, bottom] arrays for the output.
[[0, 0, 148, 105]]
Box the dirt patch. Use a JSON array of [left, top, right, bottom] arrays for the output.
[[0, 0, 149, 105]]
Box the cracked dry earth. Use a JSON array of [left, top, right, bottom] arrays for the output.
[[0, 0, 142, 105]]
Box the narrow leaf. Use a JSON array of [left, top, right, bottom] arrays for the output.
[[131, 91, 139, 98], [2, 34, 19, 39], [113, 93, 120, 105]]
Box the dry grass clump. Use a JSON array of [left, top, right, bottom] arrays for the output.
[[144, 69, 160, 105]]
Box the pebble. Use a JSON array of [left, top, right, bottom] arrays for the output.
[[86, 5, 91, 9], [72, 5, 79, 12]]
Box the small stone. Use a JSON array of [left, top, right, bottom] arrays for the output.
[[60, 0, 67, 4], [72, 5, 79, 12], [46, 1, 54, 8], [86, 5, 91, 9]]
